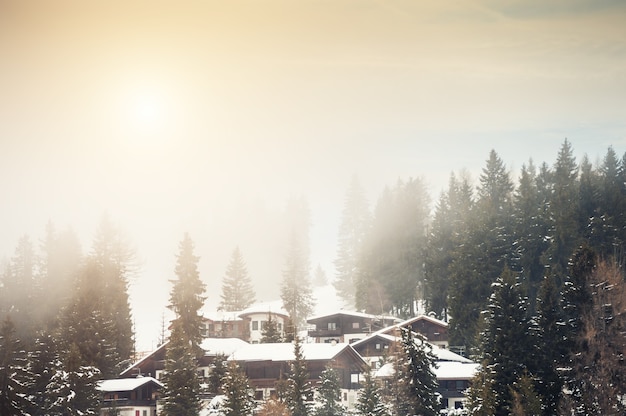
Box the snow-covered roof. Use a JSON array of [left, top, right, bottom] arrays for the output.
[[307, 309, 399, 323], [430, 345, 472, 363], [201, 337, 249, 357], [98, 376, 163, 392], [394, 314, 449, 329], [227, 342, 356, 362], [374, 361, 479, 381], [434, 361, 480, 380], [119, 341, 168, 377], [202, 310, 245, 322], [239, 301, 288, 318]]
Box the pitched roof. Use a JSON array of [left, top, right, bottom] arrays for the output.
[[200, 337, 249, 356], [98, 376, 163, 392], [238, 301, 289, 318], [307, 310, 399, 323], [374, 361, 479, 380], [228, 342, 360, 362]]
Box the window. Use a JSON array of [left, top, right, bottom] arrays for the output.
[[143, 411, 147, 416], [261, 320, 268, 330], [441, 398, 449, 409], [328, 322, 337, 330], [255, 390, 264, 400], [278, 323, 282, 331], [454, 401, 463, 409], [375, 343, 381, 350], [252, 321, 259, 331], [352, 322, 360, 329]]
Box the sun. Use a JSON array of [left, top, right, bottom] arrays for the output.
[[126, 91, 165, 132]]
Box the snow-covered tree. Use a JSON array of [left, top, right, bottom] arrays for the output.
[[207, 353, 228, 395], [471, 267, 534, 416], [0, 315, 32, 415], [392, 327, 439, 416], [314, 366, 344, 416], [222, 362, 255, 416], [286, 336, 312, 416], [162, 233, 206, 416], [261, 314, 283, 343], [219, 246, 256, 311], [354, 367, 388, 416], [46, 342, 101, 416]]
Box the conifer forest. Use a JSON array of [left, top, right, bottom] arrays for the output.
[[2, 139, 626, 415]]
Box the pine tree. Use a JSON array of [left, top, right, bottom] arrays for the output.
[[357, 178, 429, 317], [257, 399, 291, 416], [478, 267, 534, 416], [25, 331, 59, 414], [61, 258, 120, 378], [281, 229, 314, 332], [512, 160, 550, 312], [393, 328, 439, 416], [314, 365, 344, 416], [0, 315, 32, 415], [0, 235, 39, 344], [219, 246, 256, 311], [207, 353, 228, 395], [261, 314, 284, 343], [162, 233, 206, 416], [38, 222, 82, 331], [354, 367, 388, 416], [90, 215, 136, 366], [222, 362, 256, 416], [510, 371, 543, 416], [533, 273, 565, 416], [46, 342, 102, 416], [546, 139, 581, 277], [286, 336, 312, 416], [334, 175, 371, 308]]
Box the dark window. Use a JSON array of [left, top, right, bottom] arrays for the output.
[[255, 390, 264, 400], [252, 321, 259, 331], [455, 401, 463, 409]]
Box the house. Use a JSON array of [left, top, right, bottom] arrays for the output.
[[202, 310, 250, 340], [228, 341, 368, 409], [238, 302, 289, 343], [119, 338, 249, 382], [307, 310, 400, 344], [381, 314, 449, 348], [369, 331, 478, 413], [99, 376, 162, 416]]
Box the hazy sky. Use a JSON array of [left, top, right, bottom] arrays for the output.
[[2, 0, 626, 351]]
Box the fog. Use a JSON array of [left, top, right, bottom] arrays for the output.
[[1, 0, 625, 351]]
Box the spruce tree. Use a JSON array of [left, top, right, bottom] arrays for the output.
[[546, 138, 581, 277], [281, 229, 314, 332], [162, 233, 206, 416], [25, 331, 59, 414], [334, 175, 371, 308], [261, 314, 283, 343], [314, 366, 344, 416], [0, 315, 32, 415], [286, 336, 312, 416], [207, 353, 228, 395], [354, 367, 388, 416], [478, 267, 534, 416], [46, 342, 101, 416], [219, 246, 256, 311], [61, 258, 120, 378], [90, 216, 136, 368], [394, 328, 439, 416], [222, 362, 256, 416]]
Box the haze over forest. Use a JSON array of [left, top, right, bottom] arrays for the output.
[[1, 0, 626, 351]]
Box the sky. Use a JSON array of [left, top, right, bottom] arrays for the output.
[[1, 0, 626, 351]]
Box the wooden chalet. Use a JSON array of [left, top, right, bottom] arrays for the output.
[[99, 376, 162, 416], [307, 310, 400, 344], [228, 342, 368, 409]]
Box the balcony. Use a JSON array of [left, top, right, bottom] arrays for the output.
[[308, 328, 343, 338]]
